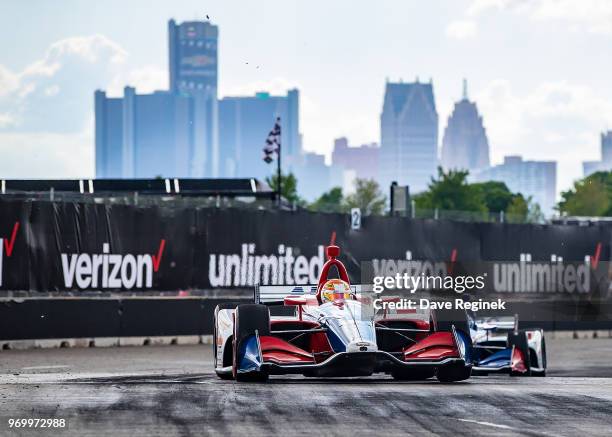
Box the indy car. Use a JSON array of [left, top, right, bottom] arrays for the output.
[[213, 245, 474, 382], [470, 314, 547, 376]]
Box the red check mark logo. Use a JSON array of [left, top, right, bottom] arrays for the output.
[[592, 242, 602, 269], [4, 222, 20, 257], [152, 239, 166, 272], [448, 248, 458, 274]]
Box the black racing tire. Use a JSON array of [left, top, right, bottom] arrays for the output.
[[436, 363, 472, 383], [214, 303, 241, 380], [233, 304, 270, 382], [508, 330, 531, 376], [391, 368, 435, 381]]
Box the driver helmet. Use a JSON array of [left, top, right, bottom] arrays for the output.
[[321, 279, 352, 303]]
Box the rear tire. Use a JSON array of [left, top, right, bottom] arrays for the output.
[[233, 304, 270, 382]]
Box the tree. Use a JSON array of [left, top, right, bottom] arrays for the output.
[[344, 178, 386, 215], [558, 173, 611, 216], [471, 181, 514, 213], [414, 167, 487, 212], [265, 172, 305, 206], [309, 187, 346, 213], [506, 194, 544, 223]]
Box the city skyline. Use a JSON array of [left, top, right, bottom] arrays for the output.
[[1, 0, 612, 197]]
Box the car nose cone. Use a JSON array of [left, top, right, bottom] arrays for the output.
[[346, 340, 378, 353]]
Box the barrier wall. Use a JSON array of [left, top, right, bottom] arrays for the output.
[[1, 199, 611, 339]]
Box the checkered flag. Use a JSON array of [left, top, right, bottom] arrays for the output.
[[263, 117, 281, 163]]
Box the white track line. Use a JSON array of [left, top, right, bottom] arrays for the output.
[[456, 418, 519, 431], [455, 418, 562, 437]]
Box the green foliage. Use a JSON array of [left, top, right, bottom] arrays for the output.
[[266, 172, 306, 206], [557, 172, 611, 216], [309, 187, 347, 213], [506, 194, 545, 223], [412, 167, 544, 222], [344, 179, 387, 215], [471, 181, 514, 213], [309, 179, 386, 215], [414, 167, 487, 212]]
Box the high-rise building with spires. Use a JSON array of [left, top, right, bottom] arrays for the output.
[[379, 79, 439, 193], [441, 80, 490, 173]]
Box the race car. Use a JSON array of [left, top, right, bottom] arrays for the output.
[[213, 245, 474, 382], [469, 314, 547, 376]]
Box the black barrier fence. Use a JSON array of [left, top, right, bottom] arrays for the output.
[[1, 198, 612, 339]]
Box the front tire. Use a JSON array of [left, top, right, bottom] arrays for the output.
[[214, 303, 240, 380], [233, 304, 270, 382], [391, 368, 435, 381], [436, 363, 472, 383]]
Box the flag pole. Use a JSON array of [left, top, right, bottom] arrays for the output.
[[277, 117, 281, 207]]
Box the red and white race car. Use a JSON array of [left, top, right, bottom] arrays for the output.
[[213, 245, 474, 382]]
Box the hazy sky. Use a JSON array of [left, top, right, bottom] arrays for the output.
[[1, 0, 611, 196]]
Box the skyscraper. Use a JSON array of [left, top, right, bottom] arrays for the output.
[[95, 87, 202, 178], [441, 80, 490, 173], [331, 137, 380, 181], [168, 19, 218, 94], [218, 90, 301, 179], [582, 131, 612, 177], [168, 19, 219, 176], [379, 79, 438, 193], [96, 20, 220, 178]]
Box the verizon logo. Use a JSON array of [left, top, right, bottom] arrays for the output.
[[61, 240, 166, 290], [0, 222, 20, 287]]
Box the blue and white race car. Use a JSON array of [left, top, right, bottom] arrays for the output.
[[470, 314, 547, 376]]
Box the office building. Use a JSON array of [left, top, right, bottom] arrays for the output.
[[96, 20, 219, 178], [95, 87, 213, 178], [379, 79, 438, 193], [583, 131, 612, 177], [472, 156, 557, 216], [218, 90, 301, 179], [441, 80, 490, 173], [331, 137, 380, 181], [168, 19, 218, 94]]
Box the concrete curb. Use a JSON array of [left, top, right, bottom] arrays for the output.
[[1, 335, 213, 351]]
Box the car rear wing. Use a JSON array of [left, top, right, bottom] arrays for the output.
[[475, 314, 519, 332], [254, 284, 367, 304]]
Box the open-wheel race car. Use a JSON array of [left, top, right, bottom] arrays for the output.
[[213, 245, 474, 382], [470, 313, 547, 376]]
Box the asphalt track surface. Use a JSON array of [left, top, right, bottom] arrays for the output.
[[1, 338, 612, 436]]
